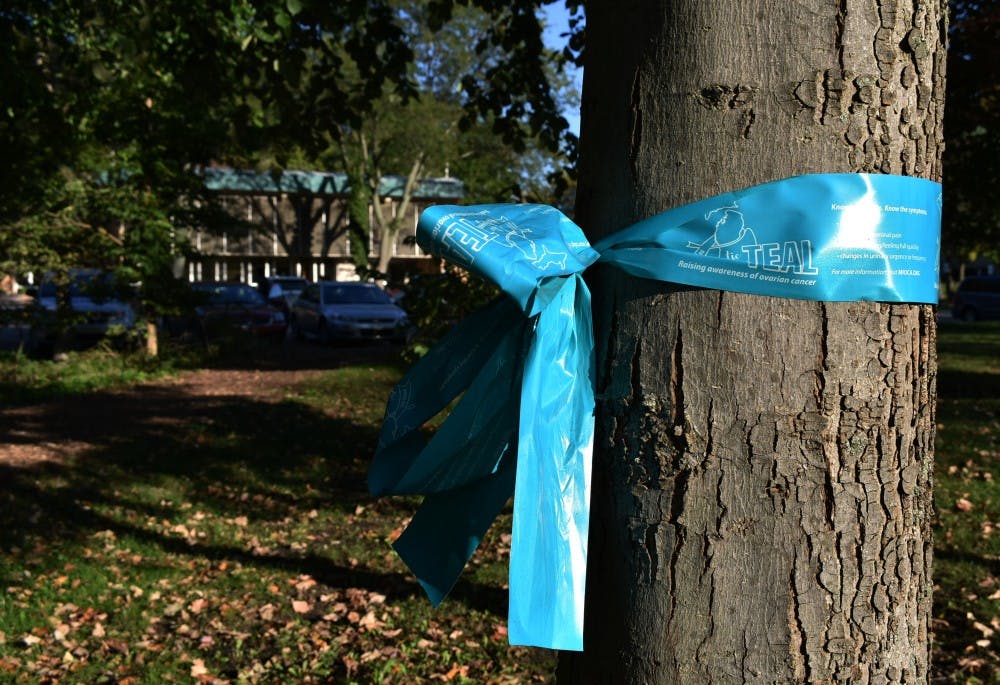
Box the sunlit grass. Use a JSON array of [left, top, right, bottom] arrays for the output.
[[933, 320, 1000, 683], [0, 350, 552, 684], [0, 321, 996, 682]]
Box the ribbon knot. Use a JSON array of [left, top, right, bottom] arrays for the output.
[[369, 204, 598, 651], [367, 174, 941, 651]]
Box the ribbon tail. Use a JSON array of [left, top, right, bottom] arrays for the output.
[[393, 453, 516, 605], [370, 296, 524, 496], [508, 275, 594, 651]]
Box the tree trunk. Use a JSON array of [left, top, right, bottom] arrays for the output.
[[560, 1, 944, 683]]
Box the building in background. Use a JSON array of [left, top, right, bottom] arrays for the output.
[[185, 168, 464, 285]]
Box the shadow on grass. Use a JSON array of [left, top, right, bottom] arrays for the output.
[[936, 368, 1000, 399], [0, 365, 507, 618]]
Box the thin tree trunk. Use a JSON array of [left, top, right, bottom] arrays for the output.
[[560, 1, 944, 682], [145, 320, 158, 357]]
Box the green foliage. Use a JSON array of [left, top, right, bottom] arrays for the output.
[[322, 0, 578, 273], [2, 0, 580, 320], [399, 266, 501, 363], [0, 346, 174, 405], [943, 1, 1000, 263], [345, 169, 373, 270]]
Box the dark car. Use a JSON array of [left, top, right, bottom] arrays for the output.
[[192, 282, 287, 340], [952, 276, 1000, 322], [30, 269, 139, 355], [36, 269, 138, 338], [289, 281, 411, 344]]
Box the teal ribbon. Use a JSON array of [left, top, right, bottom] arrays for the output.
[[368, 173, 941, 651]]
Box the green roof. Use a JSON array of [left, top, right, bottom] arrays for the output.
[[203, 167, 465, 200]]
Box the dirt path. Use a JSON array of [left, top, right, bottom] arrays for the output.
[[1, 341, 398, 467]]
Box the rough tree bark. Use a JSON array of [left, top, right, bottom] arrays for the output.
[[560, 1, 945, 683]]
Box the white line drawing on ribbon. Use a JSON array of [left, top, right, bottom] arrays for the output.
[[433, 209, 568, 272], [687, 203, 759, 260], [381, 380, 416, 445], [434, 210, 502, 268], [501, 220, 568, 271], [684, 201, 819, 275]]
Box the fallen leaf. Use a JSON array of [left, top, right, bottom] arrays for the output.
[[292, 600, 311, 614], [956, 498, 974, 512], [358, 611, 383, 631], [295, 576, 317, 591], [443, 664, 469, 680], [92, 623, 105, 639], [188, 598, 207, 614], [190, 658, 209, 677], [973, 621, 995, 638]]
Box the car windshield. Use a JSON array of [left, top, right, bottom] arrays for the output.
[[197, 284, 266, 305], [322, 284, 392, 305]]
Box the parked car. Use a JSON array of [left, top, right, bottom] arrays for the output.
[[191, 282, 287, 340], [289, 281, 411, 344], [258, 275, 308, 315], [0, 291, 37, 353], [35, 269, 137, 341], [952, 276, 1000, 321]]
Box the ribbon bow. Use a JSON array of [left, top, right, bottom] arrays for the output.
[[367, 173, 941, 651]]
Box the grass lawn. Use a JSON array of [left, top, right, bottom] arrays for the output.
[[0, 319, 997, 683], [932, 320, 1000, 683]]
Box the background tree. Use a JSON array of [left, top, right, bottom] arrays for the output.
[[558, 1, 944, 682], [0, 0, 420, 341], [941, 0, 999, 276], [0, 0, 253, 347], [329, 0, 579, 276]]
